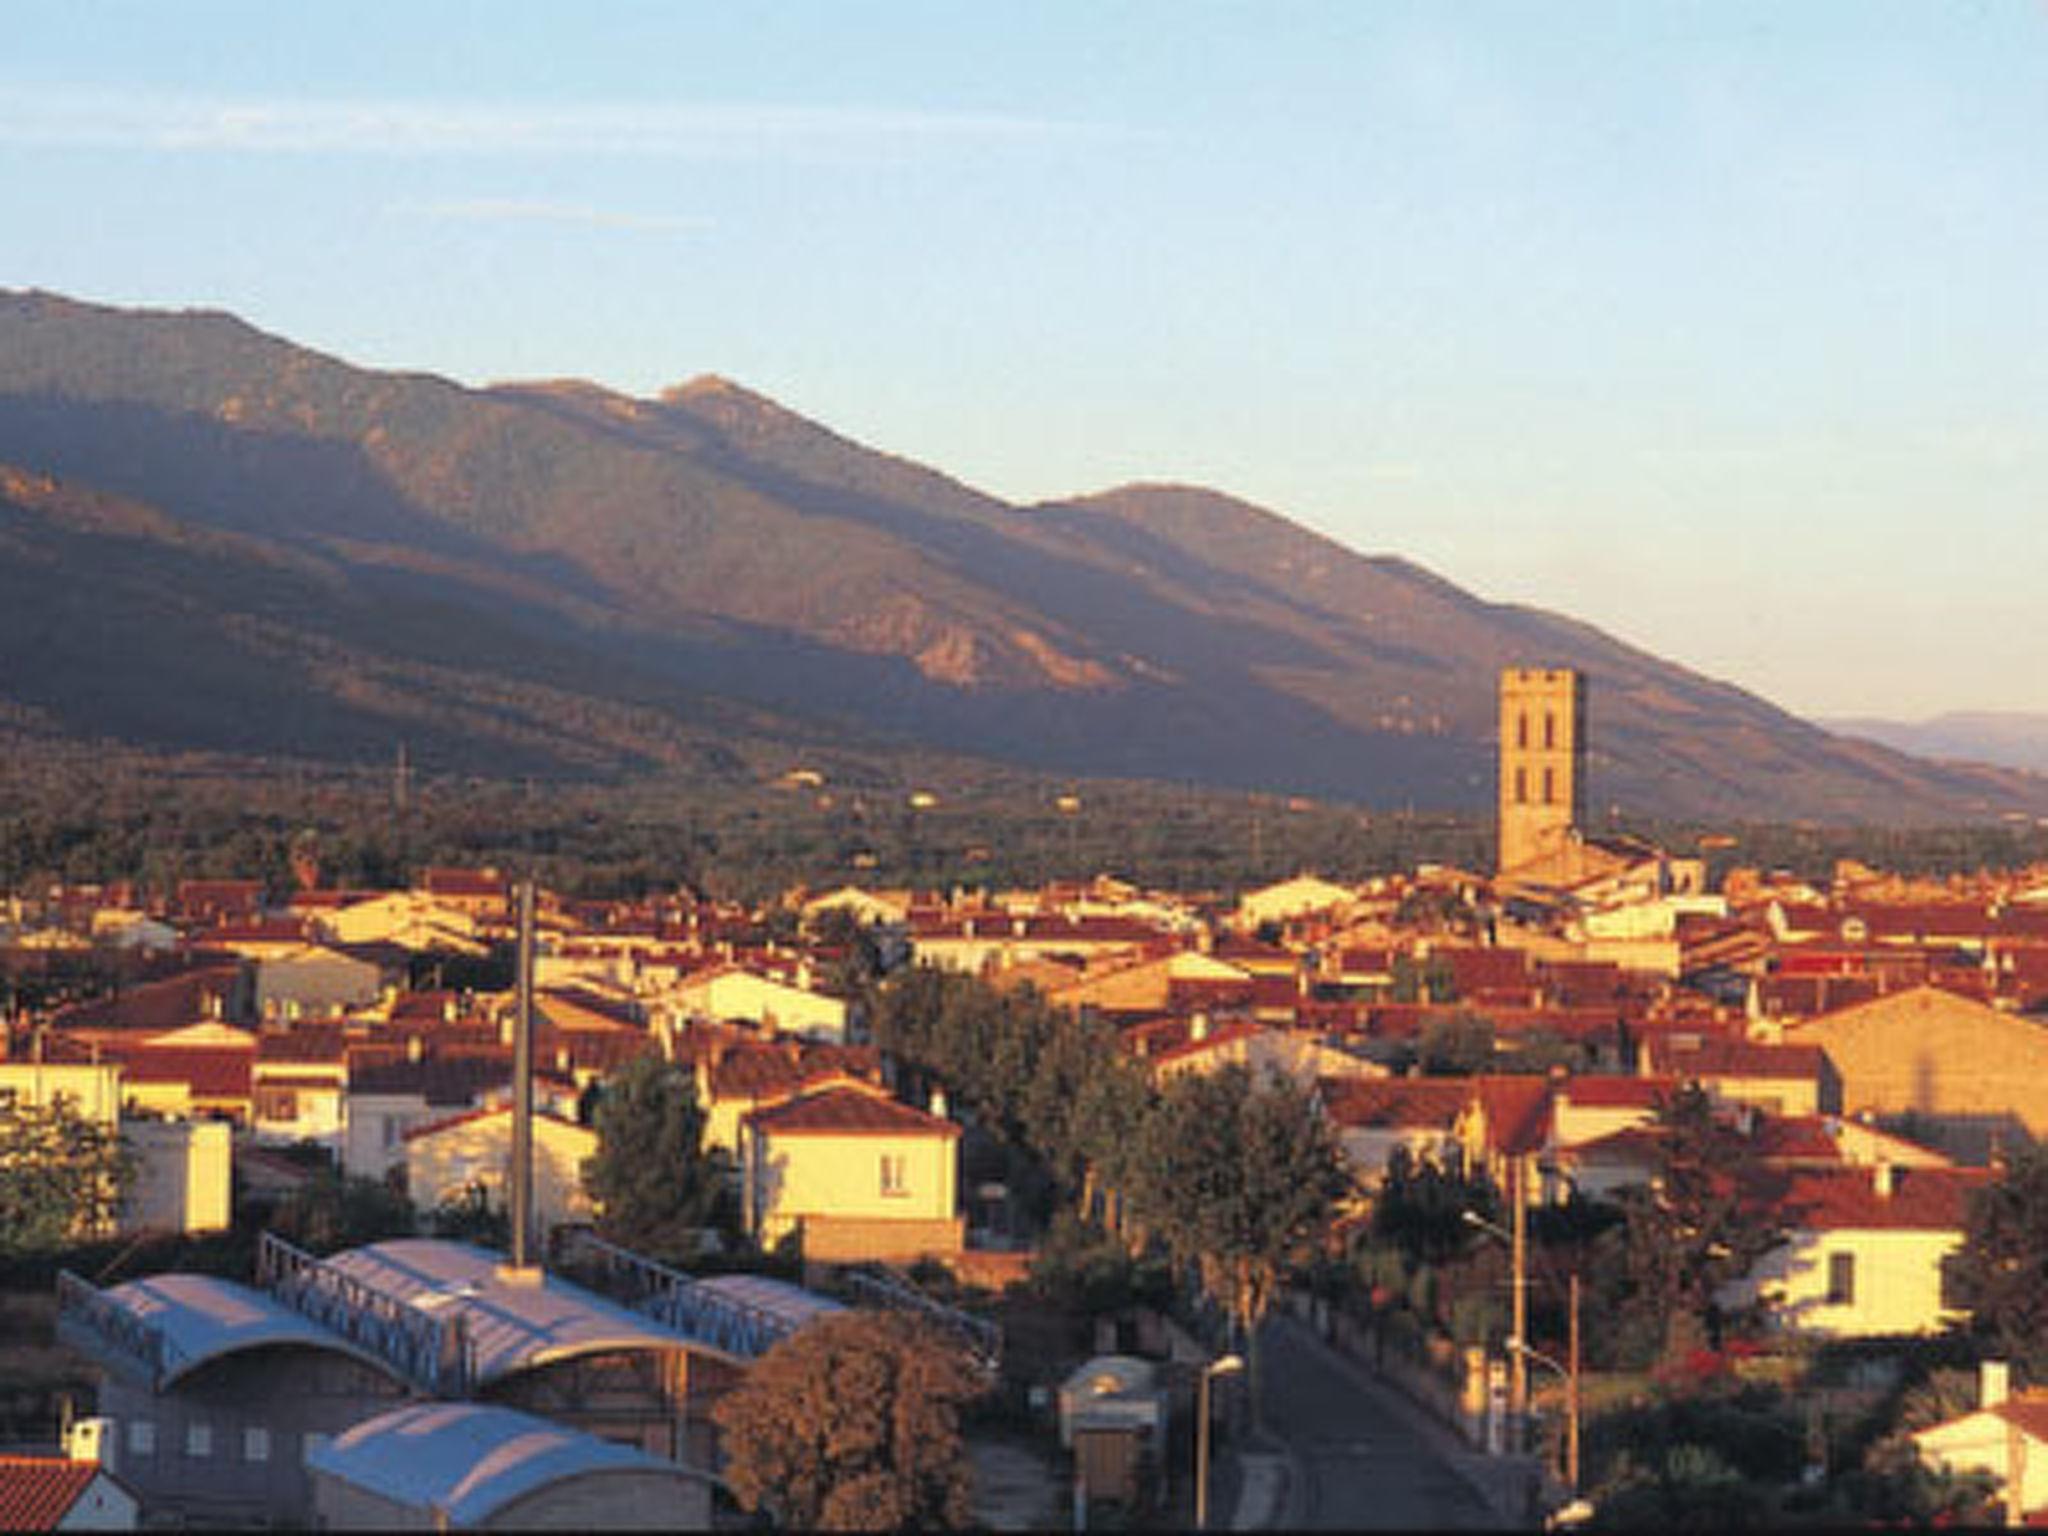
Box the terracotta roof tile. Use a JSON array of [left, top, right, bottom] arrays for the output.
[[0, 1458, 105, 1531], [746, 1087, 958, 1138], [1741, 1165, 1987, 1231]]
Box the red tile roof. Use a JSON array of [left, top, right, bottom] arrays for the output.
[[1470, 1076, 1551, 1156], [1652, 1038, 1827, 1081], [1995, 1395, 2048, 1445], [108, 1045, 253, 1098], [0, 1458, 108, 1531], [1741, 1165, 1987, 1232], [746, 1086, 959, 1138], [1317, 1077, 1469, 1131], [1556, 1075, 1671, 1109], [1150, 1019, 1267, 1065]]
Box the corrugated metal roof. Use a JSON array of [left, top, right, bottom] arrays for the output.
[[306, 1402, 705, 1525], [319, 1239, 734, 1382], [89, 1272, 401, 1388]]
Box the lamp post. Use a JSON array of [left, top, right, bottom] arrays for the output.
[[1196, 1352, 1245, 1531], [1462, 1205, 1581, 1492]]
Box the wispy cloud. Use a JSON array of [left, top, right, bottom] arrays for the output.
[[395, 198, 709, 235], [0, 84, 1116, 160]]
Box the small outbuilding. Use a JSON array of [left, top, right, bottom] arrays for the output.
[[1057, 1354, 1167, 1508], [307, 1402, 715, 1530]]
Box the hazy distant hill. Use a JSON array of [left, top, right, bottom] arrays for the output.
[[0, 287, 2041, 823], [1825, 713, 2048, 778]]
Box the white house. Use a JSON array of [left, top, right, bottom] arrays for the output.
[[661, 965, 848, 1043], [1913, 1364, 2048, 1521], [1718, 1164, 1985, 1339], [403, 1105, 597, 1237]]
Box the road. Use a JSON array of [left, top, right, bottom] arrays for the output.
[[1254, 1313, 1523, 1530]]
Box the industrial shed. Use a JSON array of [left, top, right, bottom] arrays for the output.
[[56, 1271, 411, 1526], [306, 1402, 715, 1530]]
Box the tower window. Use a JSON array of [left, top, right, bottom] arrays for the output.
[[1544, 712, 1556, 750], [1543, 767, 1556, 805], [1514, 767, 1528, 805], [1517, 713, 1528, 750]]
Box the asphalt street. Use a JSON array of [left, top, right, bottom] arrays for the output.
[[1255, 1313, 1521, 1530]]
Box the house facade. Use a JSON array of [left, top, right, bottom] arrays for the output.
[[741, 1087, 962, 1263]]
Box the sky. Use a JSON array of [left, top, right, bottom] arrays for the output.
[[3, 1, 2045, 722]]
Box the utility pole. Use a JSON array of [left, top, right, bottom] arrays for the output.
[[1566, 1271, 1581, 1493], [1510, 1153, 1529, 1450], [510, 878, 536, 1270]]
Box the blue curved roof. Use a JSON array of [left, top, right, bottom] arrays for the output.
[[306, 1402, 711, 1525], [318, 1239, 744, 1383], [95, 1272, 404, 1388]]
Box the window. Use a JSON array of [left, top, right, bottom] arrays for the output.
[[127, 1419, 156, 1457], [880, 1154, 909, 1197], [255, 1087, 298, 1122], [243, 1426, 270, 1463], [1542, 767, 1556, 805], [1827, 1251, 1856, 1306], [1543, 712, 1556, 750], [185, 1422, 213, 1459], [381, 1115, 403, 1149], [1516, 713, 1529, 750], [1514, 767, 1528, 805]]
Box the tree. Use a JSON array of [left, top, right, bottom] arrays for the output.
[[270, 1168, 416, 1254], [1122, 1065, 1348, 1406], [0, 1097, 133, 1253], [581, 1053, 731, 1262], [712, 1310, 987, 1530], [1616, 1085, 1784, 1360], [1944, 1141, 2048, 1382], [1417, 1011, 1495, 1075]]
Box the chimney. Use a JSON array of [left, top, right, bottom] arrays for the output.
[[1873, 1160, 1895, 1199], [1191, 1011, 1210, 1043], [1983, 1359, 2011, 1410], [406, 1035, 423, 1064], [65, 1416, 111, 1469], [928, 1086, 948, 1120]]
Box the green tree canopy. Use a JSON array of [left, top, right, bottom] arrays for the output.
[[1616, 1084, 1785, 1360], [580, 1052, 731, 1262], [269, 1169, 415, 1255], [0, 1096, 133, 1254], [1124, 1064, 1348, 1345], [1944, 1141, 2048, 1382], [712, 1309, 987, 1531], [867, 965, 1150, 1201]]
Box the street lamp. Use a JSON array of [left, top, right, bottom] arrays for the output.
[[1462, 1203, 1581, 1493], [1195, 1352, 1245, 1531]]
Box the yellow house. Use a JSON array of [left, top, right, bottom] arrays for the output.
[[741, 1087, 962, 1264], [0, 1059, 123, 1125], [1785, 984, 2048, 1138], [403, 1105, 598, 1237]]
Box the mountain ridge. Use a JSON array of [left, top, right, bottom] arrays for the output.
[[0, 287, 2040, 823]]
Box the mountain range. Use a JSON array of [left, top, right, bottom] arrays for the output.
[[0, 288, 2039, 824], [1824, 714, 2048, 779]]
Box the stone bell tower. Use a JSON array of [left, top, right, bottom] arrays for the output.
[[1497, 667, 1585, 875]]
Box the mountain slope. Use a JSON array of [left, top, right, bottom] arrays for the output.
[[1825, 713, 2048, 778], [0, 288, 2039, 822]]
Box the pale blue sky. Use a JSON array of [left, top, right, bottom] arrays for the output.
[[4, 2, 2044, 720]]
